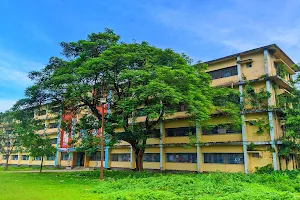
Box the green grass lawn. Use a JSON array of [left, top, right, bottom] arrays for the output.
[[0, 165, 61, 171], [0, 170, 300, 200]]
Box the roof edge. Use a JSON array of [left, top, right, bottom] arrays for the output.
[[205, 44, 296, 67]]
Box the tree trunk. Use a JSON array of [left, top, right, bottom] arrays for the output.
[[279, 157, 282, 171], [134, 148, 145, 171], [5, 155, 9, 170], [285, 158, 289, 170], [40, 157, 44, 173], [292, 155, 295, 170]]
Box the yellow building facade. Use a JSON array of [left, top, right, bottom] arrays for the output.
[[1, 44, 297, 173]]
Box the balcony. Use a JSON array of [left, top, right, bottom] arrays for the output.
[[274, 59, 295, 75]]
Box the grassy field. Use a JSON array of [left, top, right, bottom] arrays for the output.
[[0, 169, 300, 200], [0, 165, 61, 171]]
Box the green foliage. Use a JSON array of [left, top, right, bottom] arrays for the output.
[[0, 108, 38, 170], [275, 64, 288, 79], [247, 142, 257, 151], [2, 170, 300, 199], [211, 87, 241, 127], [248, 117, 270, 135], [255, 164, 274, 174], [23, 28, 215, 171], [243, 82, 271, 110]]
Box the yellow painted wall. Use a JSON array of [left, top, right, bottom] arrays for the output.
[[145, 148, 160, 153], [165, 163, 197, 171], [165, 136, 190, 144], [110, 161, 131, 168], [244, 113, 270, 142], [146, 138, 160, 145], [201, 164, 244, 172], [89, 161, 100, 167], [144, 162, 160, 169], [165, 147, 196, 153], [60, 160, 71, 167], [248, 150, 273, 173], [110, 148, 130, 154], [201, 134, 242, 142], [240, 51, 265, 80]]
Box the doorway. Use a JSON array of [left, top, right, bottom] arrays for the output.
[[76, 152, 85, 166]]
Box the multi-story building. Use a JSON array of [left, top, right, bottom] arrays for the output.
[[0, 44, 297, 173]]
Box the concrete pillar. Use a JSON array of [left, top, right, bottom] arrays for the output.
[[237, 55, 249, 174], [264, 49, 278, 170], [54, 103, 63, 167], [196, 121, 201, 172], [159, 119, 165, 170]]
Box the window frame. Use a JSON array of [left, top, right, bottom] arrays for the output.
[[166, 127, 196, 137], [208, 66, 238, 80], [166, 153, 197, 163]]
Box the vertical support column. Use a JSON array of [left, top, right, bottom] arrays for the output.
[[159, 119, 164, 170], [104, 90, 112, 169], [43, 105, 49, 136], [196, 121, 201, 172], [130, 145, 134, 169], [237, 55, 249, 174], [54, 103, 63, 167], [264, 49, 278, 170], [104, 145, 109, 169], [17, 152, 21, 166]]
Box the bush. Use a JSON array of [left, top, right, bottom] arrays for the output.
[[255, 164, 274, 174]]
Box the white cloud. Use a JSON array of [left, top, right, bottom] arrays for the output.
[[139, 0, 300, 63], [0, 46, 44, 86], [0, 66, 31, 86], [0, 100, 16, 113]]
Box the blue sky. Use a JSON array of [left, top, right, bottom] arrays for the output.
[[1, 0, 300, 112]]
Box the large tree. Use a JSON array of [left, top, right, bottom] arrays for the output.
[[22, 29, 240, 171]]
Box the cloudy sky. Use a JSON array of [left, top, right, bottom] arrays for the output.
[[1, 0, 300, 112]]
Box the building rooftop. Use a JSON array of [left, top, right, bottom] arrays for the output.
[[205, 44, 296, 69]]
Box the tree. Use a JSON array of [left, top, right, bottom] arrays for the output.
[[0, 112, 22, 170], [278, 86, 300, 169], [21, 132, 56, 172], [22, 28, 218, 171]]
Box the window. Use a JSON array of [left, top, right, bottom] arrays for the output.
[[208, 66, 238, 80], [166, 127, 196, 137], [90, 152, 105, 161], [37, 110, 47, 116], [22, 155, 29, 160], [51, 107, 60, 113], [3, 155, 8, 160], [48, 123, 58, 129], [50, 138, 58, 144], [166, 153, 197, 163], [143, 153, 160, 162], [5, 130, 12, 134], [202, 125, 241, 135], [61, 152, 70, 160], [111, 154, 130, 162], [46, 156, 55, 160], [250, 153, 260, 158], [246, 63, 252, 68], [33, 157, 41, 161], [12, 155, 18, 160], [203, 153, 244, 164], [148, 129, 160, 138]]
